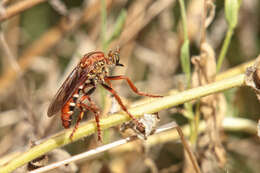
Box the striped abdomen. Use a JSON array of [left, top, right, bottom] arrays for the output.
[[61, 86, 82, 128]]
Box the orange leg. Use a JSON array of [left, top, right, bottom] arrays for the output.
[[69, 93, 102, 141], [79, 102, 102, 141], [69, 111, 85, 140], [101, 83, 145, 133], [105, 76, 162, 97]]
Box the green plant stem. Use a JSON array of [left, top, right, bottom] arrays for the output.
[[101, 0, 107, 52], [216, 59, 255, 81], [105, 9, 127, 46], [178, 0, 188, 41], [1, 116, 255, 172], [0, 74, 245, 172], [178, 0, 193, 140], [99, 0, 108, 142], [190, 102, 200, 145], [99, 0, 107, 108], [217, 28, 234, 73], [178, 0, 191, 86]]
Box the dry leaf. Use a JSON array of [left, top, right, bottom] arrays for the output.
[[244, 55, 260, 102]]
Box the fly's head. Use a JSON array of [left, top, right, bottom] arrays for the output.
[[107, 48, 124, 67]]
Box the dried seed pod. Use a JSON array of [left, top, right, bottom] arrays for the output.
[[27, 155, 48, 171], [245, 55, 260, 102], [253, 68, 260, 89]]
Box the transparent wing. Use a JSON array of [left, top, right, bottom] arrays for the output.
[[47, 66, 87, 117], [47, 51, 102, 117]]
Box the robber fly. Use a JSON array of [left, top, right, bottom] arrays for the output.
[[47, 48, 162, 141]]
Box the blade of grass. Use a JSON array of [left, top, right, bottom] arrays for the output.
[[28, 122, 182, 173], [216, 28, 234, 72], [100, 5, 127, 143], [105, 9, 127, 47], [178, 0, 191, 86], [101, 0, 107, 52], [178, 0, 197, 144], [216, 0, 240, 72]]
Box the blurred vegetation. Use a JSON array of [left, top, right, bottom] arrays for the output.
[[0, 0, 259, 173]]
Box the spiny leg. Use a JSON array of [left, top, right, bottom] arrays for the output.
[[82, 85, 102, 141], [64, 82, 95, 132], [73, 93, 102, 141], [105, 76, 162, 98], [101, 83, 145, 133], [84, 96, 102, 141], [69, 111, 85, 140], [69, 95, 93, 140], [69, 85, 101, 141], [80, 102, 102, 141]]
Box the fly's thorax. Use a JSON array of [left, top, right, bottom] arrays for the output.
[[92, 60, 106, 73], [87, 60, 109, 80]]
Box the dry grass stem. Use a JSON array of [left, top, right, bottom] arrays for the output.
[[0, 0, 49, 22], [28, 117, 256, 173], [28, 122, 180, 173]]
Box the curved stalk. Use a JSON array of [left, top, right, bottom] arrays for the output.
[[0, 74, 245, 172]]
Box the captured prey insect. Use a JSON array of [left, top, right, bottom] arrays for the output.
[[47, 48, 162, 141]]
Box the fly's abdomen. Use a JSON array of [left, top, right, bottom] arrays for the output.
[[60, 82, 85, 128], [61, 92, 80, 128]]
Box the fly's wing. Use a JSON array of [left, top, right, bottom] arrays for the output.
[[47, 51, 102, 117], [47, 66, 88, 117]]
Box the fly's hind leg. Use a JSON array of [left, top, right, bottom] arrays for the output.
[[69, 111, 85, 140], [104, 76, 163, 98], [103, 76, 162, 135], [72, 94, 102, 141], [80, 101, 102, 141], [101, 83, 146, 134]]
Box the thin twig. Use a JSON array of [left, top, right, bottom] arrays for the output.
[[176, 125, 201, 173], [0, 117, 255, 167], [114, 0, 175, 48], [48, 0, 68, 16], [29, 139, 129, 173], [29, 116, 256, 173], [216, 28, 233, 72], [216, 59, 255, 81], [2, 0, 14, 6], [0, 0, 49, 22], [0, 29, 20, 71], [200, 0, 207, 48], [0, 110, 22, 128], [29, 122, 178, 173]]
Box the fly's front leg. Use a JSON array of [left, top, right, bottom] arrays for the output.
[[101, 83, 146, 134], [105, 76, 163, 98]]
